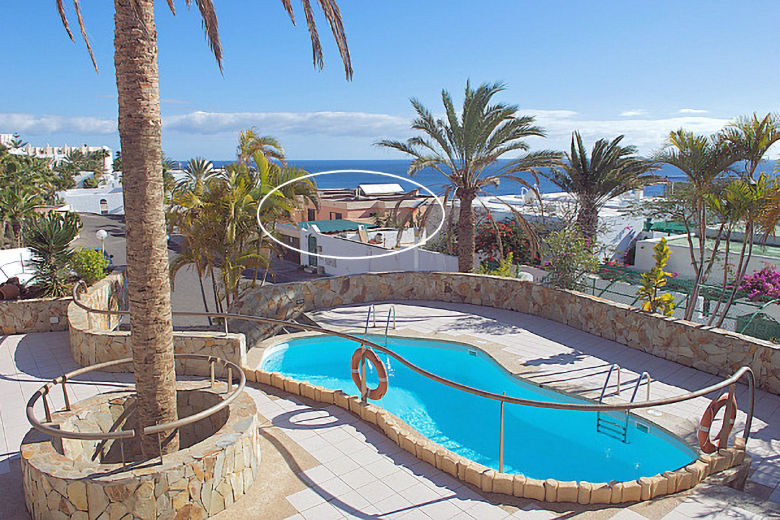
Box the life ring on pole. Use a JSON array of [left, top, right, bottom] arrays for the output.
[[698, 393, 737, 453], [351, 348, 389, 400]]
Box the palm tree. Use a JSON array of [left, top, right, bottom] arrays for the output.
[[709, 174, 779, 326], [55, 0, 352, 458], [0, 188, 41, 247], [378, 81, 560, 272], [720, 113, 780, 180], [175, 157, 215, 196], [655, 130, 736, 320], [545, 132, 659, 242], [237, 129, 285, 166]]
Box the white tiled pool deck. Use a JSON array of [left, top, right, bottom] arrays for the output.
[[1, 300, 779, 519]]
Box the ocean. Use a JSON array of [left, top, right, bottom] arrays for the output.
[[200, 159, 778, 197]]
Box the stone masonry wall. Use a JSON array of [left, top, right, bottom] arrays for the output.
[[229, 272, 780, 395], [0, 296, 71, 335], [68, 272, 246, 376], [21, 382, 260, 520]]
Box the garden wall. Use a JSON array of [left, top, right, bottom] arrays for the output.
[[0, 296, 71, 335], [229, 272, 780, 394], [68, 272, 246, 375]]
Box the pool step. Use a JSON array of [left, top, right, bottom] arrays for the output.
[[596, 411, 629, 443]]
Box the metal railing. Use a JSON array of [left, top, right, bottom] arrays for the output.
[[598, 363, 622, 402], [631, 372, 652, 402], [25, 352, 245, 467], [364, 304, 377, 335], [384, 305, 396, 338], [70, 284, 757, 473]]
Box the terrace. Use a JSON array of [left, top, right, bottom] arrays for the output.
[[2, 271, 779, 519]]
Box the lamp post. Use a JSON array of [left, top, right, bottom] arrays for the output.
[[96, 229, 108, 255]]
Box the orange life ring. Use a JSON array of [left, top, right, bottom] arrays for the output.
[[351, 348, 389, 400], [698, 393, 737, 454]]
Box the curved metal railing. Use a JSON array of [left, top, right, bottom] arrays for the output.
[[26, 353, 246, 447], [70, 283, 757, 437]]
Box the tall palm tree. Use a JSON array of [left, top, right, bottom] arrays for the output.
[[545, 132, 659, 242], [655, 130, 736, 320], [378, 81, 560, 272], [55, 0, 352, 458], [720, 113, 780, 180]]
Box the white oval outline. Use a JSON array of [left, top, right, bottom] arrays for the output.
[[256, 170, 445, 261]]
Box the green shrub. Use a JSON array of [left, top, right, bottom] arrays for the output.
[[477, 252, 519, 278], [71, 248, 108, 284], [82, 175, 98, 188], [542, 227, 600, 290]]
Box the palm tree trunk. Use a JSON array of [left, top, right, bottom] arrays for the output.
[[577, 198, 599, 243], [456, 189, 477, 272], [114, 0, 178, 457], [195, 263, 213, 326]]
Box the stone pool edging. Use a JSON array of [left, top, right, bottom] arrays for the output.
[[229, 272, 780, 394], [68, 272, 246, 377], [20, 381, 260, 520], [247, 366, 747, 504]]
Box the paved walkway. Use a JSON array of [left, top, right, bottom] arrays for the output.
[[1, 299, 779, 518]]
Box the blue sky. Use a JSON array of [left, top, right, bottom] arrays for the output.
[[2, 1, 779, 160]]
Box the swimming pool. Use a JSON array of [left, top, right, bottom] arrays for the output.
[[260, 334, 697, 482]]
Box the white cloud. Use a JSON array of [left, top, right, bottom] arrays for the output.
[[524, 112, 729, 155], [0, 112, 115, 135], [678, 108, 709, 114], [619, 109, 648, 117], [163, 110, 410, 137], [1, 109, 747, 158]]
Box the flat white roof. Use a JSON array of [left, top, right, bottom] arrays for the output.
[[357, 183, 404, 195]]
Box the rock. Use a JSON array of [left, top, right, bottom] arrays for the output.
[[68, 481, 88, 511], [174, 504, 207, 520], [87, 485, 109, 520]]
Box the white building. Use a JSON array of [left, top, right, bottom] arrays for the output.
[[474, 190, 652, 261], [58, 172, 124, 215], [276, 221, 458, 276], [2, 137, 113, 173], [632, 233, 780, 282]]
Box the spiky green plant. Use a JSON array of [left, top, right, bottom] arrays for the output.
[[25, 212, 82, 297]]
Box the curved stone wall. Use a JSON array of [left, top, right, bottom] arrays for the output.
[[21, 382, 260, 520], [68, 272, 246, 376], [230, 272, 780, 394]]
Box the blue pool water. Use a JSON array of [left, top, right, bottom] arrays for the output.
[[260, 335, 697, 482]]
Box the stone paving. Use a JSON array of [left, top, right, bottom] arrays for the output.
[[1, 299, 779, 518]]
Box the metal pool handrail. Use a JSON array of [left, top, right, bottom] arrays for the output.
[[72, 284, 756, 425], [71, 284, 757, 444], [26, 353, 245, 444]]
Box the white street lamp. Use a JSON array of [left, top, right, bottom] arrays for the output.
[[96, 229, 108, 255]]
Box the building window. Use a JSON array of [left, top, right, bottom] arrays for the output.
[[330, 212, 343, 220], [99, 199, 108, 215], [307, 208, 316, 221]]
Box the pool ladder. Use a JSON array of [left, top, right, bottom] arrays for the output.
[[363, 304, 396, 341], [596, 366, 652, 443]]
